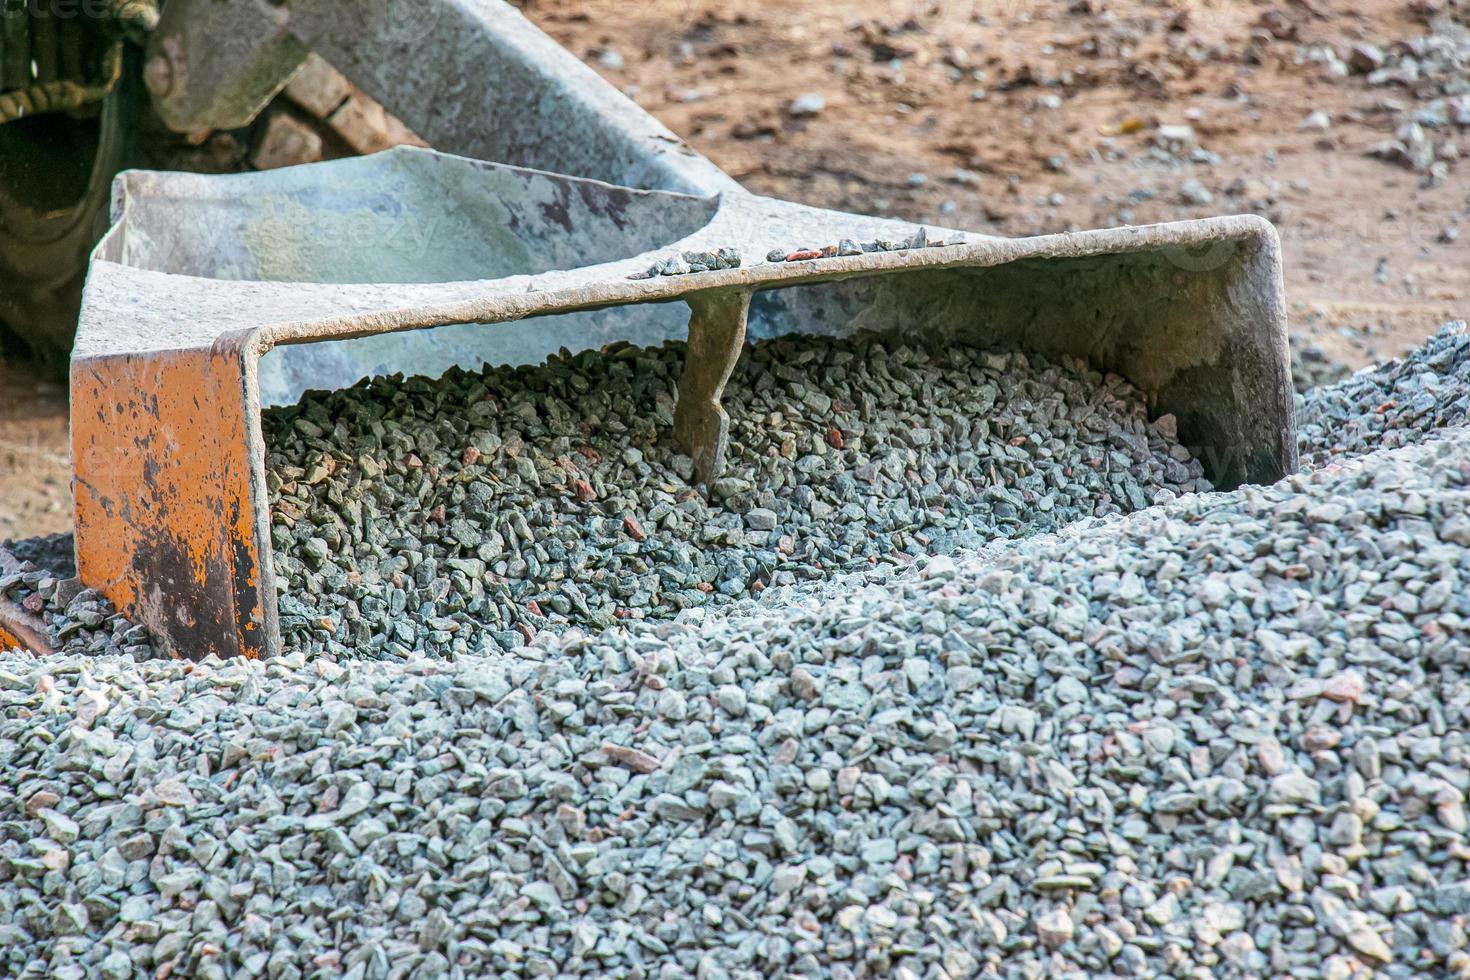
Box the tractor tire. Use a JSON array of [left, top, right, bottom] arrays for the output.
[[0, 59, 135, 375]]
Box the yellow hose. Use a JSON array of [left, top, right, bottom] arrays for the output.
[[0, 41, 121, 125]]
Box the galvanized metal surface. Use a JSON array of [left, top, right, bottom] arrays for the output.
[[144, 0, 736, 196], [104, 151, 955, 407], [138, 0, 744, 406], [76, 147, 1293, 661]]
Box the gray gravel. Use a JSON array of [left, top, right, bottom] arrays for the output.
[[0, 560, 156, 662], [1297, 320, 1469, 470], [1, 413, 1468, 977], [2, 324, 1468, 978], [0, 534, 75, 579], [1290, 342, 1352, 394], [1352, 28, 1470, 176], [261, 332, 1207, 659]]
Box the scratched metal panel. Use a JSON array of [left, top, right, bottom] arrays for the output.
[[71, 346, 275, 659]]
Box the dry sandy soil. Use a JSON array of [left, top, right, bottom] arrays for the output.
[[0, 357, 70, 539], [2, 0, 1467, 537], [528, 0, 1468, 329]]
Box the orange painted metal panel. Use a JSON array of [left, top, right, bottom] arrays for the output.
[[70, 345, 275, 660]]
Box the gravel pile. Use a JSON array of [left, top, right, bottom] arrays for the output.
[[1, 416, 1468, 978], [0, 534, 76, 579], [1354, 28, 1470, 176], [3, 325, 1469, 977], [1297, 320, 1470, 470], [629, 247, 742, 280], [6, 323, 1467, 668], [262, 333, 1208, 659], [762, 227, 953, 264]]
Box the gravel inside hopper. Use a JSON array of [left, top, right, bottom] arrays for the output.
[[262, 332, 1209, 659]]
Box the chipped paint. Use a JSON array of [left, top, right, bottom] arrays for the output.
[[71, 344, 276, 660]]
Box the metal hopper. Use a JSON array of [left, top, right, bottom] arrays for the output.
[[67, 0, 1295, 660]]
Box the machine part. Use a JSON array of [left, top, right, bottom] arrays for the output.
[[0, 0, 152, 367], [75, 147, 1293, 661], [8, 0, 735, 362], [0, 41, 122, 125], [0, 0, 155, 122], [141, 0, 306, 132], [143, 0, 737, 195], [0, 598, 48, 654], [674, 290, 752, 484], [0, 58, 135, 369], [68, 0, 1293, 661], [108, 1, 161, 41], [5, 0, 742, 365]]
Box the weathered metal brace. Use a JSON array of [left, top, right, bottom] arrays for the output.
[[0, 546, 53, 656], [674, 290, 752, 485]]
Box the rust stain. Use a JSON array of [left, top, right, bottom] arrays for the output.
[[71, 347, 270, 660], [0, 622, 27, 653], [0, 599, 54, 656]]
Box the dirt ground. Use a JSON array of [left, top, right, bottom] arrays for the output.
[[529, 0, 1468, 333], [0, 356, 70, 539], [1, 0, 1466, 537]]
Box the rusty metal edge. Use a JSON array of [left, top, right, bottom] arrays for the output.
[[71, 331, 276, 662], [0, 546, 57, 656], [257, 214, 1283, 349], [239, 344, 281, 657]]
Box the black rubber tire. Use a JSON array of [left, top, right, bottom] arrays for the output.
[[0, 59, 135, 375]]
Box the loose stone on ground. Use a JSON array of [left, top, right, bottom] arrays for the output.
[[2, 324, 1469, 978]]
